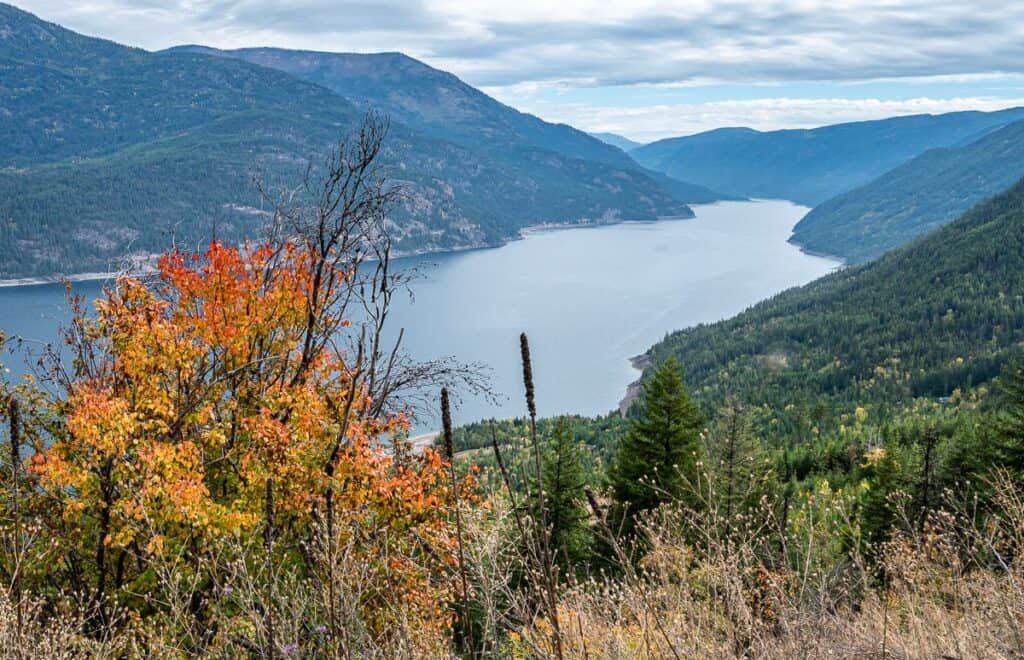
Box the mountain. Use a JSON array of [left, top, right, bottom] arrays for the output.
[[166, 46, 726, 205], [0, 4, 693, 279], [791, 120, 1024, 263], [641, 177, 1024, 433], [632, 109, 1024, 205], [590, 132, 643, 152]]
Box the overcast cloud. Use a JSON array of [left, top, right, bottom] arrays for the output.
[[16, 0, 1024, 139]]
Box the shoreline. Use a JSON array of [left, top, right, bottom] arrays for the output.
[[517, 211, 697, 238], [408, 431, 440, 455], [0, 211, 702, 289], [618, 352, 651, 415], [786, 236, 848, 266], [0, 270, 139, 289]]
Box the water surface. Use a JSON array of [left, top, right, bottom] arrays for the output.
[[0, 200, 839, 428]]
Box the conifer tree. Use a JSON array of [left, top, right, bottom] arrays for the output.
[[993, 359, 1024, 475], [532, 417, 590, 571], [859, 442, 909, 563], [610, 356, 704, 530], [707, 399, 774, 539]]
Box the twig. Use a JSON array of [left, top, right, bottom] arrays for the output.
[[442, 388, 474, 657], [520, 333, 564, 660]]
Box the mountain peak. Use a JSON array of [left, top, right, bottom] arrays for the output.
[[0, 1, 140, 62]]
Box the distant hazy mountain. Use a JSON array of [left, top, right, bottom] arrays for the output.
[[590, 132, 643, 152], [0, 4, 695, 279], [632, 109, 1024, 205], [792, 120, 1024, 263], [167, 46, 726, 205]]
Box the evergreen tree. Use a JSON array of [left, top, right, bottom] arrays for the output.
[[610, 357, 704, 530], [993, 359, 1024, 475], [859, 442, 910, 565], [531, 417, 591, 571], [707, 400, 775, 539]]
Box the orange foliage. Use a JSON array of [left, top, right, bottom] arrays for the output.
[[30, 240, 468, 634]]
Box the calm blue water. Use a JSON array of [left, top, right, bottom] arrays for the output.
[[0, 200, 838, 429]]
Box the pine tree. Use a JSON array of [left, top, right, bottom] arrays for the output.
[[531, 417, 590, 571], [707, 399, 775, 539], [993, 359, 1024, 475], [610, 356, 704, 530]]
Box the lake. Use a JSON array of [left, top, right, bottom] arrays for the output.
[[0, 200, 839, 429]]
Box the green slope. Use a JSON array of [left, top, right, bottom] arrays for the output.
[[0, 3, 692, 278], [791, 120, 1024, 263], [632, 110, 1024, 205], [168, 46, 728, 205], [167, 48, 633, 167], [641, 178, 1024, 434]]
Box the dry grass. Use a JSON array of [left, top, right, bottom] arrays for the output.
[[2, 467, 1022, 658], [508, 472, 1024, 659]]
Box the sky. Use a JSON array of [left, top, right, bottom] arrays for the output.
[[16, 0, 1024, 141]]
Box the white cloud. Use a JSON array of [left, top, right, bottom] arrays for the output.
[[14, 1, 1024, 138], [509, 96, 1024, 143], [16, 0, 1024, 89]]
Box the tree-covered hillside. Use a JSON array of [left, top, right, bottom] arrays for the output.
[[167, 47, 633, 168], [791, 119, 1024, 263], [168, 46, 727, 205], [0, 3, 693, 278], [642, 177, 1024, 435], [632, 109, 1024, 205]]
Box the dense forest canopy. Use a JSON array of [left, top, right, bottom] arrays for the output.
[[643, 177, 1024, 438], [793, 119, 1024, 262]]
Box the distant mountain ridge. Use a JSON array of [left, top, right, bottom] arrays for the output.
[[0, 3, 699, 279], [792, 119, 1024, 263], [590, 132, 644, 152], [167, 47, 631, 165], [632, 109, 1024, 205], [166, 45, 727, 205]]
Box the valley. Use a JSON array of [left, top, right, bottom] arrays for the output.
[[0, 200, 838, 429], [3, 2, 1024, 656]]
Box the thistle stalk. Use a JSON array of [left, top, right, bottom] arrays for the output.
[[442, 388, 473, 657], [519, 333, 563, 660]]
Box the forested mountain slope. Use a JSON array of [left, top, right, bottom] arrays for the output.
[[632, 109, 1024, 205], [0, 4, 692, 278], [168, 46, 726, 204], [167, 47, 631, 166], [791, 120, 1024, 263], [643, 177, 1024, 433]]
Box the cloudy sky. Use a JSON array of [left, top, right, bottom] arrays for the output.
[[17, 0, 1024, 141]]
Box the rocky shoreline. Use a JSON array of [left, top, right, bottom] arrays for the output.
[[0, 213, 698, 288], [618, 352, 652, 415]]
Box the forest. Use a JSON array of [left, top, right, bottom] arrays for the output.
[[791, 118, 1024, 262]]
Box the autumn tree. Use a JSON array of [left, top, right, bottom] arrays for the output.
[[27, 113, 480, 654]]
